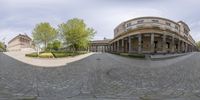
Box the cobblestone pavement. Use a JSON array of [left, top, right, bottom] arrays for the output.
[[0, 52, 200, 100], [3, 52, 94, 67]]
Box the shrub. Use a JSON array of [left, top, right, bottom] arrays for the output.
[[77, 51, 87, 54], [110, 52, 145, 58], [52, 51, 87, 58], [120, 53, 129, 56], [52, 52, 69, 58], [26, 51, 87, 58], [110, 52, 120, 55], [38, 53, 54, 58], [25, 53, 38, 57], [128, 53, 145, 58]]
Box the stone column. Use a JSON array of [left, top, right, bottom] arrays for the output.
[[96, 46, 98, 52], [128, 36, 132, 53], [126, 38, 128, 52], [113, 43, 115, 52], [185, 43, 188, 52], [182, 41, 185, 53], [108, 45, 109, 52], [117, 40, 120, 52], [104, 45, 105, 52], [112, 44, 114, 52], [110, 45, 111, 52], [122, 39, 124, 52], [138, 34, 142, 53], [189, 45, 190, 52], [115, 42, 117, 52], [178, 39, 181, 53], [162, 33, 166, 53], [112, 43, 115, 52], [113, 42, 115, 52], [180, 41, 182, 53], [184, 42, 186, 52], [171, 35, 175, 53], [151, 33, 155, 53], [104, 46, 106, 52], [115, 41, 118, 52]]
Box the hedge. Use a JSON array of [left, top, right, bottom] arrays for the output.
[[25, 51, 88, 58], [25, 53, 38, 57], [38, 53, 54, 58], [110, 52, 145, 58], [128, 53, 145, 58]]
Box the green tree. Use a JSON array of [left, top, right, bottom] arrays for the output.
[[58, 18, 95, 51], [0, 42, 5, 52], [46, 43, 53, 51], [32, 22, 57, 49], [196, 41, 200, 50], [46, 40, 61, 51], [52, 40, 61, 51]]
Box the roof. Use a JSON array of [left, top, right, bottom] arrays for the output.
[[125, 16, 179, 25], [91, 39, 111, 44], [177, 21, 190, 31], [114, 16, 181, 30], [8, 34, 32, 44]]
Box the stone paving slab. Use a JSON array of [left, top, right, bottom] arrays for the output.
[[0, 52, 200, 99]]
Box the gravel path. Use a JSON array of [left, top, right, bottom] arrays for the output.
[[0, 52, 200, 100]]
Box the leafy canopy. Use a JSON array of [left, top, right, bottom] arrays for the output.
[[58, 18, 95, 50], [0, 42, 4, 49], [32, 22, 57, 48], [46, 40, 61, 51], [196, 41, 200, 49]]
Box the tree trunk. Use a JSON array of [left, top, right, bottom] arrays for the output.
[[44, 41, 47, 51]]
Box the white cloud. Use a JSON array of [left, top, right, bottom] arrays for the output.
[[0, 0, 200, 43]]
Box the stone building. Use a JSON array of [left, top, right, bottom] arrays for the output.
[[7, 34, 34, 52], [90, 17, 197, 54], [90, 38, 111, 52]]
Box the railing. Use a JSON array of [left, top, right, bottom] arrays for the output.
[[124, 22, 179, 33]]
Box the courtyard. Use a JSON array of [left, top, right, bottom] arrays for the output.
[[0, 52, 200, 100]]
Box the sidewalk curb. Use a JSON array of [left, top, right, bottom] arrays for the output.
[[149, 53, 192, 60]]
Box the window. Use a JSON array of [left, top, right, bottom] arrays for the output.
[[166, 22, 171, 26], [127, 23, 132, 27], [137, 20, 144, 24], [184, 28, 188, 35], [152, 19, 159, 23], [175, 26, 179, 30]]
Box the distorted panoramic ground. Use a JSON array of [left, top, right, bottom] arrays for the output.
[[0, 52, 200, 100]]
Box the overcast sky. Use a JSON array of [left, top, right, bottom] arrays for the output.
[[0, 0, 200, 44]]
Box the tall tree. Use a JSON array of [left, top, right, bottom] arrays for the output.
[[32, 22, 57, 49], [52, 40, 61, 51], [0, 41, 5, 51], [46, 40, 61, 51], [58, 18, 95, 51], [196, 41, 200, 50]]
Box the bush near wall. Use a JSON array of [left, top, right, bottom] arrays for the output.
[[110, 52, 145, 58], [38, 53, 54, 58], [52, 51, 88, 58], [25, 51, 88, 58], [128, 53, 145, 58], [25, 52, 38, 57]]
